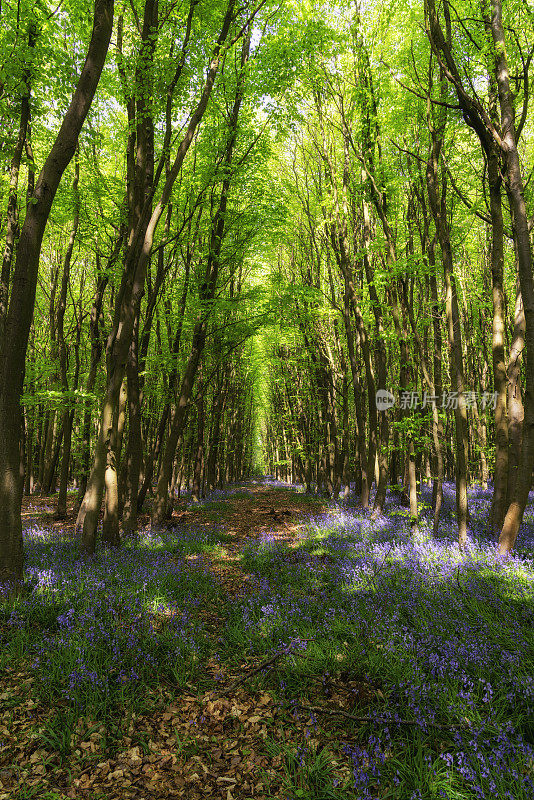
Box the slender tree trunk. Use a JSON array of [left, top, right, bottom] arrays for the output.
[[341, 282, 366, 499], [153, 323, 207, 522], [41, 410, 58, 495], [0, 24, 35, 360], [429, 261, 444, 534], [427, 138, 469, 546], [389, 278, 418, 525], [442, 200, 469, 546], [122, 318, 142, 532], [101, 378, 127, 546], [24, 344, 35, 496], [137, 403, 168, 510], [206, 370, 228, 491], [506, 276, 525, 509], [37, 410, 49, 491], [57, 151, 81, 517], [362, 217, 388, 518], [485, 100, 509, 532], [191, 387, 205, 502], [76, 270, 110, 504], [340, 358, 351, 498]]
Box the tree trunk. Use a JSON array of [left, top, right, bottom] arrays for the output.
[[57, 151, 81, 518], [0, 24, 35, 359], [101, 377, 127, 547], [122, 318, 143, 532], [137, 403, 168, 510], [76, 269, 110, 504], [427, 135, 469, 547], [506, 275, 525, 509], [191, 388, 205, 502], [37, 409, 49, 491], [490, 1, 534, 553], [429, 258, 444, 534], [206, 371, 228, 491], [484, 67, 509, 531], [41, 410, 58, 495]]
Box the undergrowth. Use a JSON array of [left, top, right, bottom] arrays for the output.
[[1, 481, 533, 799]]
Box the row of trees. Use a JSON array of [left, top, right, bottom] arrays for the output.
[[0, 0, 282, 591], [0, 0, 533, 593], [263, 0, 534, 554]]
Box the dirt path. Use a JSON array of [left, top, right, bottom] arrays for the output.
[[176, 484, 330, 596], [179, 484, 326, 538], [20, 483, 330, 599]]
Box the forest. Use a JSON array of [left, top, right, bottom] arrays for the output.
[[0, 0, 534, 797]]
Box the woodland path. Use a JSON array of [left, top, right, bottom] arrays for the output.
[[177, 483, 330, 596]]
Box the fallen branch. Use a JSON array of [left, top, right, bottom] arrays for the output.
[[308, 674, 379, 695], [223, 649, 292, 694], [222, 640, 312, 695], [295, 703, 465, 730]]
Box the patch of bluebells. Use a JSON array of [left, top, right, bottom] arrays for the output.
[[230, 480, 534, 798], [136, 523, 227, 557], [258, 475, 295, 489], [1, 524, 216, 713], [343, 730, 392, 799]]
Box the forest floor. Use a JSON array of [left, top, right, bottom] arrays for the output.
[[1, 480, 534, 799]]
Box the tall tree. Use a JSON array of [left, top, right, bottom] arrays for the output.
[[0, 0, 114, 592]]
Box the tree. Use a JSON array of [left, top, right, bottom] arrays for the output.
[[0, 0, 114, 592]]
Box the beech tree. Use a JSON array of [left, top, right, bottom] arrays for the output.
[[0, 0, 114, 591]]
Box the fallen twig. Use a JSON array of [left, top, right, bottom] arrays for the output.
[[223, 652, 285, 694], [223, 647, 293, 694], [295, 703, 465, 730], [222, 640, 313, 695], [308, 674, 379, 695]]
